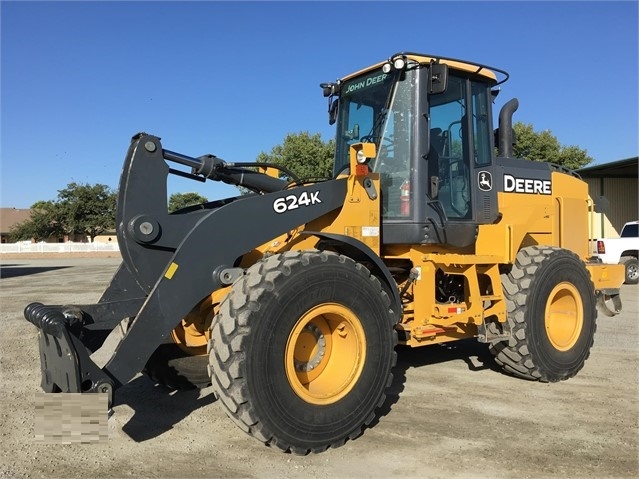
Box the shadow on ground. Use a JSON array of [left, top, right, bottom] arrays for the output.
[[117, 376, 216, 442], [116, 340, 502, 443], [0, 264, 71, 279], [367, 338, 502, 436], [396, 338, 501, 373]]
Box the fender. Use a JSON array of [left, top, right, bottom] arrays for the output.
[[305, 230, 402, 321]]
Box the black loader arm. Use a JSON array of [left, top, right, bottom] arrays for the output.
[[24, 133, 348, 405]]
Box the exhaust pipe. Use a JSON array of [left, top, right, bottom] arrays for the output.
[[498, 98, 519, 158]]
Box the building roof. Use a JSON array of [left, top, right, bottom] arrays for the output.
[[578, 157, 638, 178], [0, 208, 32, 234]]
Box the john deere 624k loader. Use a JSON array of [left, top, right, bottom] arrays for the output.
[[25, 52, 624, 454]]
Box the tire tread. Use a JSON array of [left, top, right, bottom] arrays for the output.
[[208, 250, 397, 454], [489, 245, 596, 382]]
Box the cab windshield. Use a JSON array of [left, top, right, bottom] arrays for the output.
[[333, 69, 397, 174], [333, 67, 415, 217]]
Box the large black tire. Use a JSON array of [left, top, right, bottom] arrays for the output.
[[621, 256, 639, 284], [208, 250, 398, 454], [489, 246, 597, 382], [144, 343, 211, 390]]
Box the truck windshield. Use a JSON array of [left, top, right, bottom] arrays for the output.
[[621, 223, 638, 237], [333, 69, 396, 175]]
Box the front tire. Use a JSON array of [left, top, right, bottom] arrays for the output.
[[208, 250, 397, 454], [490, 246, 597, 382]]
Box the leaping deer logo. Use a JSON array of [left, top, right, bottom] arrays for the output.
[[478, 171, 492, 191]]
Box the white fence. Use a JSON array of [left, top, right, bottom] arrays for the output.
[[0, 242, 120, 254]]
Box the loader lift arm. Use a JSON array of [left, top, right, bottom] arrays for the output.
[[24, 133, 349, 406]]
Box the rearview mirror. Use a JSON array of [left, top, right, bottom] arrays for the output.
[[329, 98, 339, 125], [429, 63, 448, 94]]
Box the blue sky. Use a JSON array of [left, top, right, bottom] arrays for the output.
[[1, 1, 638, 208]]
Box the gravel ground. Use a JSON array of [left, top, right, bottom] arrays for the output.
[[0, 257, 637, 479]]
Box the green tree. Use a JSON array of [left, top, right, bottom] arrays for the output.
[[512, 122, 593, 170], [256, 131, 335, 182], [57, 182, 116, 241], [168, 192, 208, 212], [9, 200, 64, 242], [9, 182, 116, 242]]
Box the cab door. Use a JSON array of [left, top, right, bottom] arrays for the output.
[[469, 80, 499, 224]]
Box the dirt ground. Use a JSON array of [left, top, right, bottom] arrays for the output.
[[0, 257, 637, 479]]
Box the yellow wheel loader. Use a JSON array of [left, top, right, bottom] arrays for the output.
[[25, 52, 625, 454]]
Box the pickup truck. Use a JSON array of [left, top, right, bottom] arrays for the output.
[[594, 220, 639, 284]]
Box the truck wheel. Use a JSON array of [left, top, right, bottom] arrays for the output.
[[209, 250, 397, 454], [489, 246, 597, 382], [621, 256, 639, 284]]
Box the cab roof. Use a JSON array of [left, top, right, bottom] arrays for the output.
[[341, 52, 508, 85]]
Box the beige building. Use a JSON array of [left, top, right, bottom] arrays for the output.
[[0, 208, 114, 243], [93, 234, 117, 244], [0, 208, 32, 243], [579, 157, 638, 239]]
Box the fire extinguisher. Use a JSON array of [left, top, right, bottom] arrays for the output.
[[400, 179, 410, 216]]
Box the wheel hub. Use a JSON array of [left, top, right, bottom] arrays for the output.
[[627, 263, 639, 281], [545, 282, 584, 351], [285, 303, 366, 405], [294, 323, 326, 372]]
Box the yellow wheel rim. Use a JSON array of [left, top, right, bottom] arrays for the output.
[[285, 303, 366, 405], [544, 282, 584, 351]]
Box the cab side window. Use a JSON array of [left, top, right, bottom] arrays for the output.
[[471, 81, 492, 166], [430, 76, 470, 219]]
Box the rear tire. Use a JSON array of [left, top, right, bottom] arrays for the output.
[[621, 256, 639, 284], [489, 246, 597, 382], [208, 250, 397, 454]]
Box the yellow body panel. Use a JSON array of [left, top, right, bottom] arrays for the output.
[[256, 143, 383, 257], [587, 262, 626, 290], [476, 171, 594, 262], [244, 147, 623, 349]]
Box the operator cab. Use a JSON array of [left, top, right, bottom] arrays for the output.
[[323, 53, 510, 247]]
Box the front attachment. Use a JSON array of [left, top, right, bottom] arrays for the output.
[[24, 303, 116, 405], [24, 133, 349, 407]]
